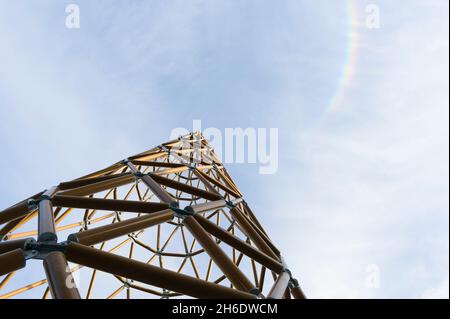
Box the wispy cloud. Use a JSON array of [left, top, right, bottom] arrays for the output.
[[263, 0, 449, 298]]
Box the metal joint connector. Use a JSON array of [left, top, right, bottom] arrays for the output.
[[133, 171, 145, 179], [288, 277, 300, 289], [158, 145, 170, 153], [225, 201, 236, 209], [248, 288, 261, 297], [27, 199, 39, 210], [161, 289, 169, 299], [120, 159, 130, 165], [27, 194, 53, 209], [171, 205, 194, 219], [25, 241, 68, 260], [124, 279, 133, 288]]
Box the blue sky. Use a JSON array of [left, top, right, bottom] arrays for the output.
[[0, 0, 448, 298]]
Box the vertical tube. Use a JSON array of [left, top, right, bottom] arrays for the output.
[[38, 187, 59, 242], [43, 251, 81, 299], [68, 209, 174, 246]]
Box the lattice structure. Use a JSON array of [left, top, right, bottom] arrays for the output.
[[0, 132, 305, 299]]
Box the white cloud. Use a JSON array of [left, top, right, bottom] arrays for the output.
[[262, 0, 449, 298]]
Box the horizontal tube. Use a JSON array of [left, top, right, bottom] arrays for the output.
[[0, 249, 26, 276], [65, 242, 255, 299], [267, 271, 291, 299], [68, 209, 174, 246], [58, 173, 133, 191], [43, 252, 81, 299], [0, 201, 33, 225], [0, 190, 44, 225], [52, 195, 169, 214], [130, 160, 185, 168], [75, 163, 123, 180], [187, 199, 227, 214], [59, 174, 136, 197], [0, 238, 34, 255], [162, 138, 182, 147], [128, 150, 166, 162], [194, 214, 284, 274], [152, 166, 189, 176]]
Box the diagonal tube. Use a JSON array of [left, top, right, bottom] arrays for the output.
[[183, 215, 256, 293], [68, 209, 174, 246], [127, 162, 177, 205], [193, 214, 284, 274], [148, 173, 223, 201]]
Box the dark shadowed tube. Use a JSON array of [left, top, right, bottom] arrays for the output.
[[58, 173, 133, 191], [0, 238, 34, 255], [0, 249, 26, 276], [68, 209, 174, 246], [43, 251, 81, 299], [183, 215, 256, 293], [59, 174, 136, 196], [38, 186, 59, 242], [193, 214, 284, 274], [52, 195, 169, 214], [290, 284, 307, 299], [229, 207, 280, 260], [0, 201, 33, 225], [65, 242, 255, 299]]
